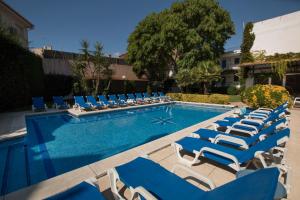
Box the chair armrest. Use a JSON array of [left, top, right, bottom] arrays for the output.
[[171, 164, 216, 189], [250, 111, 269, 117], [130, 186, 158, 200], [248, 113, 268, 119], [226, 126, 256, 136], [213, 134, 249, 149], [198, 147, 241, 171], [240, 118, 264, 126], [257, 107, 273, 112], [232, 122, 259, 132]]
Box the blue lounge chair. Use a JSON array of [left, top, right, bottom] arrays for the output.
[[158, 91, 171, 101], [53, 96, 69, 109], [86, 95, 104, 109], [142, 92, 152, 103], [235, 102, 288, 120], [135, 93, 145, 104], [118, 94, 132, 106], [151, 92, 160, 102], [109, 94, 126, 107], [127, 93, 137, 105], [174, 128, 290, 170], [213, 109, 287, 136], [108, 157, 279, 200], [193, 118, 287, 149], [32, 97, 47, 112], [74, 96, 92, 111], [46, 178, 105, 200], [98, 95, 117, 108]]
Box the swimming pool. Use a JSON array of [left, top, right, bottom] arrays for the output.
[[0, 103, 230, 195]]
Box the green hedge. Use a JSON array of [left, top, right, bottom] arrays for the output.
[[167, 93, 230, 104], [44, 74, 73, 100], [0, 35, 44, 111]]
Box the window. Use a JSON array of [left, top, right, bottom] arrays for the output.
[[8, 26, 17, 35], [234, 58, 240, 64], [221, 60, 227, 69]]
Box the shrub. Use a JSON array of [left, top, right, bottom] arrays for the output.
[[167, 93, 229, 104], [0, 34, 44, 111], [227, 85, 239, 95], [241, 84, 292, 109], [44, 74, 73, 100]]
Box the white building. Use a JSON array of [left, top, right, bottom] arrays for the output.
[[242, 10, 300, 94], [219, 50, 241, 87], [251, 11, 300, 55]]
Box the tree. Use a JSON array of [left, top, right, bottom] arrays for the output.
[[175, 68, 194, 92], [176, 60, 221, 93], [72, 40, 112, 95], [192, 61, 222, 94], [240, 22, 255, 63], [72, 40, 91, 94], [127, 0, 234, 91]]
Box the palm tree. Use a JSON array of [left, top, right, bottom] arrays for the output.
[[192, 61, 222, 94]]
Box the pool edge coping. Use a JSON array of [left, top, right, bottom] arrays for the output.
[[3, 107, 236, 200], [0, 101, 235, 142]]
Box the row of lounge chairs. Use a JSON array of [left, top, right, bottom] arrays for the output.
[[32, 92, 171, 112], [46, 102, 290, 199]]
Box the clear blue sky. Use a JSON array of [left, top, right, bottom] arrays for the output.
[[5, 0, 300, 55]]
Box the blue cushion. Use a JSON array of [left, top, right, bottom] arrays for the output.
[[236, 169, 287, 199], [32, 97, 45, 109], [46, 182, 105, 200], [205, 168, 279, 200], [116, 157, 279, 200], [116, 157, 205, 200]]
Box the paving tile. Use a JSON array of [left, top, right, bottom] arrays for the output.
[[5, 166, 95, 200], [149, 145, 174, 162], [208, 167, 235, 187], [89, 149, 140, 176]]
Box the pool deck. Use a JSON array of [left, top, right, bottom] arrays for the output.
[[0, 104, 299, 199]]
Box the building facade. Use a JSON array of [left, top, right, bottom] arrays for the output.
[[242, 11, 300, 95], [31, 47, 148, 92], [0, 1, 33, 48], [251, 11, 300, 55], [219, 50, 241, 87]]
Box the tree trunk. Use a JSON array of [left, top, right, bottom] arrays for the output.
[[203, 82, 208, 94]]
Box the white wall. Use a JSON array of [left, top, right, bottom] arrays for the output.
[[251, 11, 300, 55]]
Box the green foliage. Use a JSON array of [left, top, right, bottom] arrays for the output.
[[176, 60, 222, 93], [72, 40, 112, 95], [240, 22, 255, 63], [0, 17, 23, 46], [241, 84, 292, 109], [0, 34, 44, 111], [175, 68, 195, 88], [227, 85, 239, 95], [271, 60, 288, 80], [167, 93, 229, 104], [44, 74, 73, 99], [127, 0, 234, 88]]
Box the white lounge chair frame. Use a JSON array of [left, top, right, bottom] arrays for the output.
[[173, 133, 289, 171], [107, 158, 216, 200], [293, 97, 300, 107]]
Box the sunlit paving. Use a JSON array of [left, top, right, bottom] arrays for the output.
[[0, 0, 300, 199]]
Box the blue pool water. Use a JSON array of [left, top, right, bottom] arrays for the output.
[[0, 103, 230, 195]]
